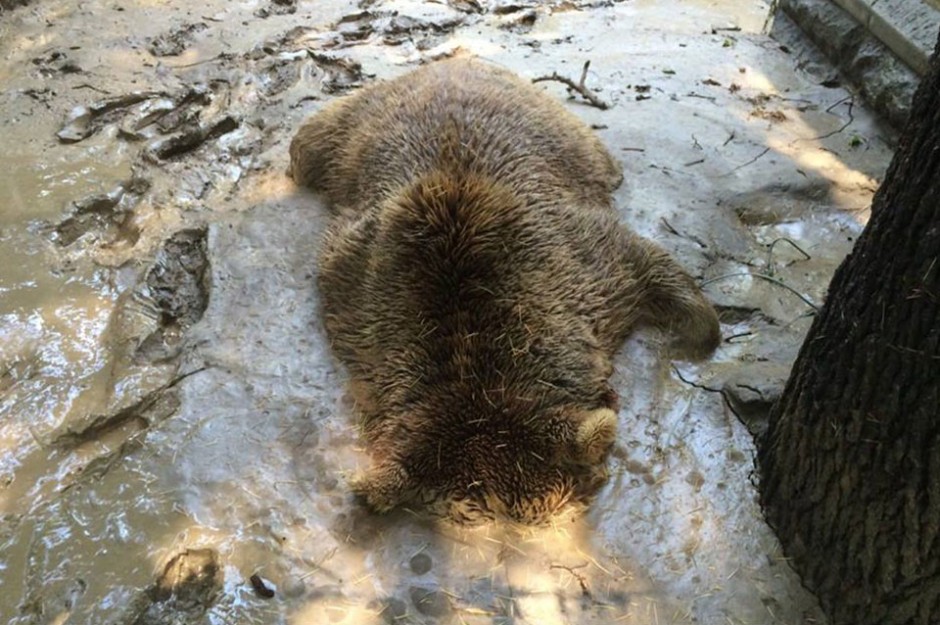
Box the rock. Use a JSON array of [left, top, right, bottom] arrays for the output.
[[719, 361, 792, 437]]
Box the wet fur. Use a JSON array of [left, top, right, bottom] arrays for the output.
[[289, 57, 720, 524]]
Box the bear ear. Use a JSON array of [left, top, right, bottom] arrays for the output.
[[350, 461, 413, 513], [574, 408, 617, 464]]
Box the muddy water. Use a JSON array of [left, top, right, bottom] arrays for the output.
[[0, 1, 896, 624]]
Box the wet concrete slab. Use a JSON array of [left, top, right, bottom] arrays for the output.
[[0, 1, 899, 624]]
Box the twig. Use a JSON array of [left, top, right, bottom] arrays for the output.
[[720, 146, 771, 176], [722, 131, 735, 146], [166, 366, 209, 389], [810, 97, 854, 140], [621, 147, 645, 152], [660, 217, 706, 248], [55, 366, 209, 450], [550, 564, 591, 598], [701, 272, 819, 310], [671, 366, 742, 420], [783, 310, 818, 330], [685, 91, 717, 102], [683, 158, 705, 167], [73, 83, 112, 94], [533, 61, 610, 110], [781, 96, 815, 105], [672, 366, 723, 393], [765, 237, 812, 276], [660, 217, 680, 236], [825, 94, 852, 114], [578, 60, 590, 88]]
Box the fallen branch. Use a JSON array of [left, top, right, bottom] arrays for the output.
[[533, 61, 610, 110]]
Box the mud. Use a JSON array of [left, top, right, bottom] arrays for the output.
[[0, 0, 898, 624], [52, 176, 150, 246], [126, 547, 223, 625]]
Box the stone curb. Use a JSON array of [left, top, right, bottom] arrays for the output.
[[777, 0, 930, 128], [832, 0, 939, 75]]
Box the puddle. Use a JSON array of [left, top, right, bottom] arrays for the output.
[[0, 1, 897, 624]]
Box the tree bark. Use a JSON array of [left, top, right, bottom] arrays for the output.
[[758, 30, 940, 625]]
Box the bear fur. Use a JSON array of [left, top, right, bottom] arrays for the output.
[[289, 57, 720, 524]]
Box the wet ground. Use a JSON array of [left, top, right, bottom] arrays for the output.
[[0, 1, 897, 623]]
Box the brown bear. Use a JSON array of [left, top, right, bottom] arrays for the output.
[[289, 57, 720, 525]]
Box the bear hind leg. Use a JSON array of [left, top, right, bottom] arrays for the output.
[[613, 232, 721, 360]]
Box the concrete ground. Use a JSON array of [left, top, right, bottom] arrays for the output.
[[0, 1, 899, 623]]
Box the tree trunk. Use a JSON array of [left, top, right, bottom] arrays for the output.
[[758, 30, 940, 625]]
